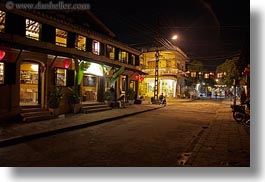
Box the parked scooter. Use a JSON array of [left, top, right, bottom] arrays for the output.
[[231, 104, 246, 122], [231, 99, 250, 127]]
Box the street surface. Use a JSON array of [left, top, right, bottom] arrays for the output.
[[0, 99, 250, 167]]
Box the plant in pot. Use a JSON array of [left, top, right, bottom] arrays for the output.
[[68, 87, 81, 113], [47, 87, 63, 116], [126, 88, 135, 105], [104, 90, 112, 105]]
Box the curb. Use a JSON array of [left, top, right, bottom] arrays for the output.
[[0, 106, 162, 148]]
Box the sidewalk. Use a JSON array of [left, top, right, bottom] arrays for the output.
[[0, 104, 163, 147], [186, 99, 250, 166]]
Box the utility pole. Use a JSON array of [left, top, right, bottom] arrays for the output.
[[154, 50, 159, 100], [154, 15, 160, 101]]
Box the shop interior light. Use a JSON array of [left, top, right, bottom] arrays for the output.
[[31, 64, 39, 71], [84, 62, 103, 76], [0, 50, 6, 61]]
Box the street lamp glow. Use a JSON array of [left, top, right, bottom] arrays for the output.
[[172, 35, 178, 40]]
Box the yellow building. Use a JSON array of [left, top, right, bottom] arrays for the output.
[[139, 46, 189, 98]]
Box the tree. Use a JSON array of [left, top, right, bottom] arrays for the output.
[[188, 60, 203, 72], [216, 57, 241, 87]]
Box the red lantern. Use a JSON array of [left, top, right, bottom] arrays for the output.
[[140, 76, 144, 81], [64, 59, 71, 69], [135, 74, 139, 80], [0, 50, 6, 61]]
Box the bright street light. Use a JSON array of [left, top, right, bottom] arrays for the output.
[[172, 35, 178, 40]]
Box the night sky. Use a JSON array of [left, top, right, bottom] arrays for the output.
[[89, 0, 250, 70]]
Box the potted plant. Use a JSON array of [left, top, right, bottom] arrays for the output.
[[68, 87, 81, 113], [47, 86, 63, 116], [104, 90, 112, 106], [126, 88, 135, 105]]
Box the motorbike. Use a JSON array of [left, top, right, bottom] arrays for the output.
[[159, 97, 167, 106], [231, 102, 250, 128], [231, 104, 246, 122]]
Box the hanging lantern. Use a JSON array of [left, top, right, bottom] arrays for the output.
[[64, 59, 71, 69], [140, 76, 144, 81], [134, 74, 139, 80], [0, 50, 6, 61]]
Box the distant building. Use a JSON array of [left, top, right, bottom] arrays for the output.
[[139, 46, 189, 98]]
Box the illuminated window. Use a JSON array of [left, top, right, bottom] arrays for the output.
[[56, 28, 67, 47], [83, 75, 96, 87], [0, 11, 5, 33], [56, 68, 67, 86], [191, 72, 197, 77], [106, 45, 115, 60], [76, 35, 86, 51], [92, 40, 100, 55], [166, 60, 171, 67], [148, 61, 155, 69], [0, 62, 4, 84], [217, 73, 223, 78], [119, 51, 128, 63], [25, 19, 40, 40], [204, 73, 209, 79]]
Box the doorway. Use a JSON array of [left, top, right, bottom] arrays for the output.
[[20, 61, 41, 106]]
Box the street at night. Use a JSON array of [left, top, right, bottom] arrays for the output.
[[0, 99, 249, 167], [0, 0, 259, 181]]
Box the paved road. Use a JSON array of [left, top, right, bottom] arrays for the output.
[[0, 99, 250, 167]]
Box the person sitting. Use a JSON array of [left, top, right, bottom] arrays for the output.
[[159, 93, 164, 102], [134, 94, 142, 104], [117, 94, 126, 108]]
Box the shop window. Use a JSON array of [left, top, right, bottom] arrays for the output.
[[83, 75, 96, 87], [0, 62, 4, 84], [76, 35, 86, 51], [56, 28, 67, 47], [25, 19, 40, 40], [55, 68, 67, 86], [106, 45, 115, 60], [0, 10, 5, 33], [92, 40, 100, 55]]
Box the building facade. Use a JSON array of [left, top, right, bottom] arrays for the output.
[[139, 46, 188, 98], [0, 6, 144, 121]]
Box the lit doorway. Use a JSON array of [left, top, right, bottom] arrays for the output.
[[20, 61, 40, 106]]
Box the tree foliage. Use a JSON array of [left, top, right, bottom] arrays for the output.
[[216, 57, 241, 87]]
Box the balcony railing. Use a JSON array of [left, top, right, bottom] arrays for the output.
[[141, 67, 184, 76]]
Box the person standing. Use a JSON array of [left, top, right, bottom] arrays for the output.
[[240, 89, 247, 105]]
